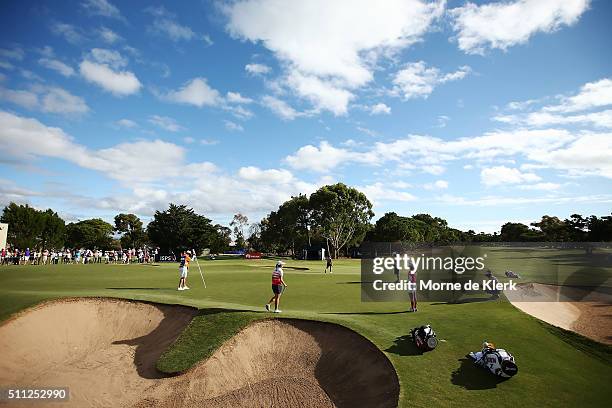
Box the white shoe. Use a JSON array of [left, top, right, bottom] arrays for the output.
[[178, 287, 184, 291], [274, 309, 282, 313], [265, 304, 270, 311], [183, 286, 190, 290]]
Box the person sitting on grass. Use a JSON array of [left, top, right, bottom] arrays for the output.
[[177, 250, 191, 291], [266, 260, 287, 313]]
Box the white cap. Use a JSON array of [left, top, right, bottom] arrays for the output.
[[276, 260, 285, 267]]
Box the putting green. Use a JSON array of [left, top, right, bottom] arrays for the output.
[[0, 254, 610, 407]]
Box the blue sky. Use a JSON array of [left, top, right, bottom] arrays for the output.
[[0, 0, 610, 232]]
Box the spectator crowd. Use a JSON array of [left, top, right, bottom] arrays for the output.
[[0, 247, 158, 266]]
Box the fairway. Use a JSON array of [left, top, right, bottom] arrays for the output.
[[1, 254, 610, 407]]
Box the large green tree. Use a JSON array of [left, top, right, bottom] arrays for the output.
[[146, 204, 222, 254], [65, 219, 114, 249], [1, 203, 65, 249], [1, 203, 44, 249], [40, 209, 66, 249], [531, 216, 570, 241], [114, 213, 146, 248], [368, 212, 424, 242], [309, 183, 373, 258]]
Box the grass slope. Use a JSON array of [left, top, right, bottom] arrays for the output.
[[0, 253, 610, 408]]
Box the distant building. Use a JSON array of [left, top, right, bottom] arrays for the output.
[[0, 223, 7, 250]]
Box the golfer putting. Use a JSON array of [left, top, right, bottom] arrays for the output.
[[265, 260, 287, 313]]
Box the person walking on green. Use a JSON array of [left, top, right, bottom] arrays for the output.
[[265, 260, 287, 313]]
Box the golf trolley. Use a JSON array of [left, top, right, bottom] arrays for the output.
[[410, 324, 438, 351]]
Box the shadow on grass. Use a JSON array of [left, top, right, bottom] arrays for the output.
[[106, 287, 174, 291], [385, 334, 424, 356], [197, 307, 268, 315], [322, 310, 410, 315], [251, 264, 310, 271], [451, 358, 509, 390], [431, 296, 496, 305], [336, 281, 375, 284]]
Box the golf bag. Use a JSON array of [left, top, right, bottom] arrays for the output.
[[410, 325, 438, 351], [468, 343, 518, 378]]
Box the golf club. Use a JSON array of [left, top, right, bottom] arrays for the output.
[[192, 249, 206, 288]]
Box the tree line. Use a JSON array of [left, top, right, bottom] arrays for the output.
[[2, 182, 611, 257], [0, 202, 231, 255]]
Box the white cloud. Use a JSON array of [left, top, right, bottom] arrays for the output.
[[224, 120, 244, 132], [518, 182, 562, 191], [0, 88, 39, 109], [203, 34, 214, 47], [262, 95, 303, 120], [451, 0, 589, 54], [0, 47, 24, 61], [88, 48, 128, 69], [357, 182, 416, 204], [392, 61, 471, 99], [544, 78, 612, 113], [79, 51, 140, 96], [148, 115, 184, 132], [38, 58, 75, 77], [494, 78, 612, 128], [146, 6, 196, 41], [82, 0, 123, 19], [480, 166, 541, 186], [183, 136, 195, 144], [0, 61, 14, 70], [226, 91, 253, 104], [496, 110, 612, 128], [162, 77, 221, 107], [424, 180, 448, 190], [115, 118, 137, 129], [356, 126, 378, 137], [286, 71, 354, 115], [370, 103, 391, 115], [99, 27, 122, 44], [0, 86, 89, 116], [39, 87, 90, 115], [285, 141, 374, 172], [0, 111, 332, 218], [421, 164, 446, 175], [285, 128, 606, 181], [238, 166, 294, 184], [225, 0, 445, 114], [200, 139, 219, 146], [0, 110, 214, 183], [526, 131, 612, 178], [437, 193, 612, 207], [245, 63, 271, 75], [51, 22, 85, 44]]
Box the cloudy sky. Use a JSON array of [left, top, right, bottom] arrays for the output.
[[0, 0, 610, 232]]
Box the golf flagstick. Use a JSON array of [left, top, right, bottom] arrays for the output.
[[192, 249, 206, 288]]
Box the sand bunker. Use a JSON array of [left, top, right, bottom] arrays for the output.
[[0, 299, 399, 408], [0, 298, 196, 407], [506, 283, 612, 344]]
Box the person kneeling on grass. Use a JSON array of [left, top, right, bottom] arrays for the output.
[[265, 260, 287, 313], [177, 250, 191, 291]]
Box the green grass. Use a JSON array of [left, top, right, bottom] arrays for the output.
[[0, 253, 611, 408]]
